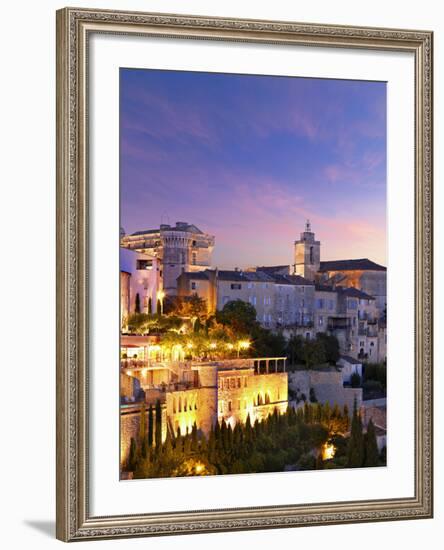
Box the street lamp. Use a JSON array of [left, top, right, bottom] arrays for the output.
[[237, 340, 251, 358], [156, 289, 165, 315]]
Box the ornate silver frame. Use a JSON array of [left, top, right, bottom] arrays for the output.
[[56, 7, 433, 542]]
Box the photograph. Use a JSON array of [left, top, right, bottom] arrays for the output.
[[119, 68, 388, 480]]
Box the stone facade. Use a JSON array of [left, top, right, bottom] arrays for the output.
[[289, 369, 362, 412], [121, 358, 288, 469], [294, 220, 321, 280], [120, 247, 161, 324]]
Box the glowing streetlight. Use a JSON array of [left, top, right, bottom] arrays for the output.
[[156, 289, 165, 315], [322, 442, 336, 461], [237, 340, 251, 358], [194, 462, 205, 475]]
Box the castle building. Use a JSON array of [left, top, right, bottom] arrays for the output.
[[121, 222, 215, 296]]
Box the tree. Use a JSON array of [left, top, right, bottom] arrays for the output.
[[139, 401, 147, 458], [350, 372, 361, 388], [347, 398, 364, 467], [303, 339, 326, 368], [309, 387, 318, 403], [148, 404, 154, 447], [128, 437, 138, 471], [177, 293, 208, 320], [364, 419, 379, 467], [252, 327, 286, 358], [155, 399, 162, 450], [316, 333, 340, 364], [135, 292, 141, 314], [217, 300, 258, 334], [286, 335, 305, 366]]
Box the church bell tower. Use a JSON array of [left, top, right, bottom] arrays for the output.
[[294, 220, 320, 280]]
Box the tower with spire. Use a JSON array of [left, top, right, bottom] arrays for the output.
[[293, 220, 321, 280]]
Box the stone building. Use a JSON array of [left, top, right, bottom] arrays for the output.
[[177, 268, 315, 330], [317, 258, 387, 312], [123, 220, 386, 360], [120, 248, 161, 326], [120, 354, 288, 468], [294, 220, 321, 280], [121, 222, 214, 296]]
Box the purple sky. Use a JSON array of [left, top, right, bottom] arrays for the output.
[[120, 69, 386, 269]]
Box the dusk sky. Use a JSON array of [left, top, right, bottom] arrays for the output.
[[120, 68, 386, 269]]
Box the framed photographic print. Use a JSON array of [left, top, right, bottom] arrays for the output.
[[56, 7, 433, 542]]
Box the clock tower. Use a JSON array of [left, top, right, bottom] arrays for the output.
[[294, 220, 320, 280]]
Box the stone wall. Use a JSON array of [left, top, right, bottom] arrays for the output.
[[120, 403, 167, 470], [120, 372, 137, 400], [289, 369, 362, 412]]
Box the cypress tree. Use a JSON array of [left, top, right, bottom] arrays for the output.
[[191, 422, 198, 452], [343, 404, 350, 432], [139, 401, 147, 458], [220, 418, 228, 451], [184, 431, 192, 455], [128, 437, 138, 471], [364, 419, 379, 467], [148, 404, 154, 447], [135, 292, 141, 314], [347, 398, 364, 467], [155, 399, 162, 449]]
